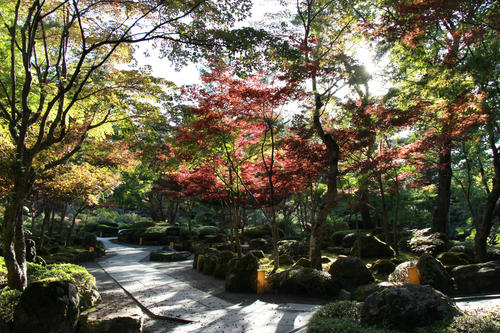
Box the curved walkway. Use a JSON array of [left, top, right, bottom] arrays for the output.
[[96, 238, 320, 333]]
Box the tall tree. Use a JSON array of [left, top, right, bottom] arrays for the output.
[[377, 0, 498, 253], [0, 0, 252, 290]]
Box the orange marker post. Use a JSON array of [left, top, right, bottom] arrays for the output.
[[257, 269, 266, 294], [408, 266, 420, 284]]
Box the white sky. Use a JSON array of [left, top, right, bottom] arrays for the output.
[[132, 0, 389, 96]]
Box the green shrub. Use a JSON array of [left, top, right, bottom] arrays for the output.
[[332, 222, 350, 232], [71, 232, 98, 247], [0, 287, 22, 323], [241, 224, 272, 239], [96, 224, 118, 236], [197, 226, 219, 238], [83, 221, 98, 233], [92, 208, 118, 222], [115, 213, 136, 225]]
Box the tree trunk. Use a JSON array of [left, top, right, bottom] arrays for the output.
[[309, 88, 340, 270], [65, 206, 86, 247], [48, 206, 56, 237], [475, 133, 500, 262], [377, 174, 390, 243], [39, 204, 52, 250], [432, 146, 452, 236], [2, 176, 31, 291], [58, 203, 68, 240], [392, 174, 400, 253], [358, 186, 373, 229]]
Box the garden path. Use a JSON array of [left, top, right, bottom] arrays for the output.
[[96, 237, 319, 333]]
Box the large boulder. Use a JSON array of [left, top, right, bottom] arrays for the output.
[[150, 251, 191, 262], [79, 302, 143, 333], [360, 284, 463, 330], [370, 259, 396, 276], [225, 254, 259, 292], [388, 261, 417, 283], [350, 234, 395, 258], [249, 238, 270, 251], [277, 240, 308, 259], [353, 282, 403, 301], [202, 253, 218, 275], [416, 254, 453, 293], [13, 280, 80, 333], [270, 267, 339, 297], [342, 233, 357, 248], [213, 250, 236, 279], [437, 252, 470, 266], [407, 228, 447, 255], [451, 261, 500, 295], [328, 256, 374, 291], [248, 250, 265, 259]]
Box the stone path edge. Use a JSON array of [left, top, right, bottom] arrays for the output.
[[95, 257, 193, 324]]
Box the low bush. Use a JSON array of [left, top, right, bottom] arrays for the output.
[[0, 287, 22, 323], [196, 225, 219, 238]]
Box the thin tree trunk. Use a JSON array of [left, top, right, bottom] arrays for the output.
[[475, 130, 500, 262], [393, 174, 400, 253], [38, 204, 52, 250], [309, 89, 340, 270], [377, 174, 390, 243], [65, 206, 86, 247], [58, 203, 68, 240], [48, 206, 56, 237], [432, 145, 452, 236]]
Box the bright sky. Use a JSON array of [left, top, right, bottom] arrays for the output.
[[133, 0, 389, 96]]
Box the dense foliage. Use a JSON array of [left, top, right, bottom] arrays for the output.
[[0, 0, 498, 291]]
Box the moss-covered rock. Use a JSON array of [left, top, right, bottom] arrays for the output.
[[79, 316, 143, 333], [13, 280, 80, 333], [407, 228, 447, 255], [360, 284, 463, 330], [225, 254, 259, 292], [342, 233, 357, 248], [202, 253, 219, 275], [328, 256, 374, 291], [350, 234, 395, 258], [270, 267, 339, 297], [416, 254, 453, 293], [213, 251, 236, 279], [277, 240, 308, 259], [150, 251, 191, 262], [437, 252, 470, 266], [452, 261, 500, 295], [248, 250, 265, 259], [352, 282, 402, 302], [370, 259, 396, 276], [248, 238, 270, 251]]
